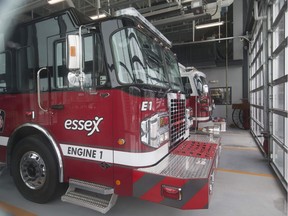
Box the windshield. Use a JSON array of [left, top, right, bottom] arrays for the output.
[[194, 74, 207, 95], [164, 50, 183, 91], [111, 27, 183, 91]]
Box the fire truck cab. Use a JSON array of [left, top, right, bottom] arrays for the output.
[[180, 64, 215, 128], [0, 8, 220, 213]]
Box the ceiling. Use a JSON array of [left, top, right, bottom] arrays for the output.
[[4, 0, 234, 45], [0, 0, 238, 67]]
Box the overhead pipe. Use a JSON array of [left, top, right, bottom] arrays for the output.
[[96, 0, 100, 16], [139, 2, 179, 14], [143, 5, 182, 18], [173, 35, 252, 46], [103, 0, 143, 10], [205, 0, 234, 12], [107, 0, 111, 15], [152, 12, 209, 26]]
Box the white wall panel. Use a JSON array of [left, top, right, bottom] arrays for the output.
[[202, 65, 243, 125]]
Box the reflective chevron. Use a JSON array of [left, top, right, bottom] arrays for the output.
[[133, 171, 210, 209], [132, 138, 221, 210]]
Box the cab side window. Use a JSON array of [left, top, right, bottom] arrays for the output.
[[54, 33, 107, 89], [55, 41, 68, 88], [181, 76, 192, 94], [0, 53, 7, 93], [0, 52, 13, 93], [17, 46, 38, 92]]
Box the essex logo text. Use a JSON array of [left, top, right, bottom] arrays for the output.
[[64, 116, 104, 136]]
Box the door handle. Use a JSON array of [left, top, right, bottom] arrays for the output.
[[51, 104, 64, 110]]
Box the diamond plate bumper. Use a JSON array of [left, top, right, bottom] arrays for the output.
[[133, 134, 221, 210]]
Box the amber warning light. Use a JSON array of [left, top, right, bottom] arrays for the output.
[[70, 46, 76, 57], [160, 116, 169, 127]]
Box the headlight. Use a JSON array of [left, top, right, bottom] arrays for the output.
[[149, 114, 159, 148], [185, 108, 192, 129], [141, 113, 169, 148], [199, 97, 209, 104], [141, 119, 149, 145]]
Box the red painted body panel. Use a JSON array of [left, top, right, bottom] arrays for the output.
[[113, 166, 133, 196], [181, 182, 209, 209], [63, 157, 114, 184], [187, 95, 211, 119], [0, 89, 168, 190], [0, 94, 39, 136], [48, 90, 114, 148], [0, 87, 219, 208]]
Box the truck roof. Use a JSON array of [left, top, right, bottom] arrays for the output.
[[14, 7, 172, 49], [179, 66, 206, 78]]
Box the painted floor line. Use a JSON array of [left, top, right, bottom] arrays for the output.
[[0, 202, 37, 216], [216, 168, 275, 178], [222, 146, 259, 151]]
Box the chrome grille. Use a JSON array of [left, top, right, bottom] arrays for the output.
[[168, 93, 186, 147]]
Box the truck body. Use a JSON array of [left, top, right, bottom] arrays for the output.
[[180, 65, 215, 128], [0, 8, 220, 213]]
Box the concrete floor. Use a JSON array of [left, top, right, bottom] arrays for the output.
[[0, 128, 287, 216]]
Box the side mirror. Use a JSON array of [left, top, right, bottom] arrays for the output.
[[66, 35, 86, 88], [66, 35, 80, 70], [203, 84, 209, 94]]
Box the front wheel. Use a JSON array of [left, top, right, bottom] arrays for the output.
[[11, 135, 61, 203]]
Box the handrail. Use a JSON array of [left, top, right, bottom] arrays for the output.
[[37, 67, 48, 112]]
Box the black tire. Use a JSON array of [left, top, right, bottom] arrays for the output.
[[11, 135, 61, 203], [232, 109, 245, 129]]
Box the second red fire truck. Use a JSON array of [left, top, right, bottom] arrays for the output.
[[180, 64, 215, 128], [0, 7, 220, 213]]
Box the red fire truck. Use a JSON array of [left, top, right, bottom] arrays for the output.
[[180, 65, 215, 128], [0, 7, 220, 213]]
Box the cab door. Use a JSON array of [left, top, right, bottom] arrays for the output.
[[49, 33, 114, 186]]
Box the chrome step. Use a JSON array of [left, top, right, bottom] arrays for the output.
[[62, 179, 118, 214], [62, 191, 118, 214], [69, 179, 114, 195]]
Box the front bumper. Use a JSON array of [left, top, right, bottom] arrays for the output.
[[133, 134, 221, 210]]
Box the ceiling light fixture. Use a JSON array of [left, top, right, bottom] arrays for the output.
[[47, 0, 65, 5], [195, 21, 224, 29], [90, 13, 107, 20]]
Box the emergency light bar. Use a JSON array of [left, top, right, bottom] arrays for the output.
[[115, 7, 172, 48]]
